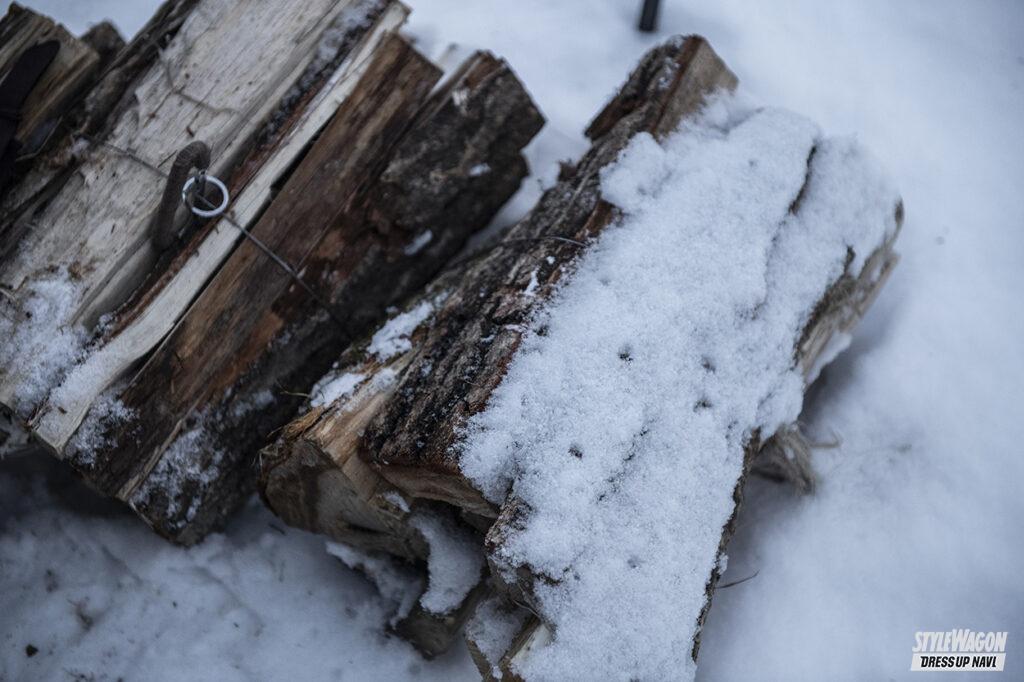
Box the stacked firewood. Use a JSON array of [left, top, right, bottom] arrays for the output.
[[0, 0, 542, 545], [1, 2, 900, 679]]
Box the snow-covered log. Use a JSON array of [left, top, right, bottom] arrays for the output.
[[261, 34, 902, 677], [259, 33, 738, 657], [478, 92, 900, 682]]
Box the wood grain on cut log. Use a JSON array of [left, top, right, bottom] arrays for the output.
[[58, 36, 541, 544], [0, 0, 378, 418]]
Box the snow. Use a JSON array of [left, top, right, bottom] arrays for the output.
[[367, 295, 444, 360], [2, 0, 1022, 680], [65, 391, 135, 467], [310, 292, 446, 407], [409, 510, 485, 615], [310, 370, 366, 408], [310, 293, 441, 406], [325, 541, 422, 623], [457, 96, 897, 679], [0, 468, 476, 682], [0, 269, 88, 416], [128, 420, 226, 527], [403, 229, 434, 256], [465, 596, 531, 678]]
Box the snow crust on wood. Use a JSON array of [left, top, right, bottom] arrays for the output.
[[368, 294, 448, 360], [0, 269, 88, 415], [326, 541, 422, 622], [122, 388, 272, 532], [457, 94, 900, 680], [65, 391, 134, 466], [310, 292, 448, 407], [409, 510, 485, 615]]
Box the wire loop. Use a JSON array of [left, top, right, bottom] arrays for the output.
[[182, 173, 229, 218]]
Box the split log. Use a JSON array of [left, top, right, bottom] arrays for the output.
[[109, 42, 538, 545], [5, 0, 543, 545], [259, 34, 737, 658], [261, 35, 902, 676], [261, 35, 738, 526], [3, 0, 377, 415], [26, 0, 408, 447], [1, 0, 408, 526]]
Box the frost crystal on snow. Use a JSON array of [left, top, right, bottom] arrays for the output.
[[456, 94, 899, 680]]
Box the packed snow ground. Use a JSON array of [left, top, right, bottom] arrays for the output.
[[2, 1, 1022, 681]]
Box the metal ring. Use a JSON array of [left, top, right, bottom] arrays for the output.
[[181, 173, 229, 218]]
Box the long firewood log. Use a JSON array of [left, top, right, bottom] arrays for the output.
[[104, 41, 539, 545], [2, 0, 399, 419], [75, 42, 537, 545], [1, 0, 542, 545]]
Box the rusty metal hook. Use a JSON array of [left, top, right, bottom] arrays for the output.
[[150, 140, 211, 249]]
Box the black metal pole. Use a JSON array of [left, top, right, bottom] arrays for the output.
[[638, 0, 661, 32]]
